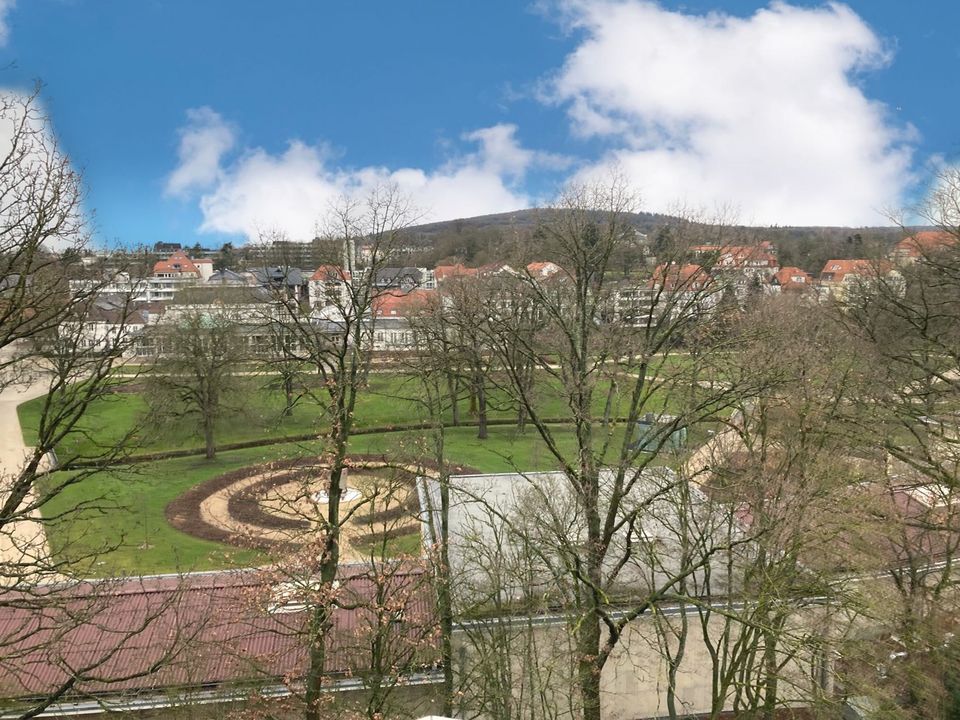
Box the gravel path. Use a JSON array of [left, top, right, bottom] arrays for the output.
[[0, 373, 54, 576]]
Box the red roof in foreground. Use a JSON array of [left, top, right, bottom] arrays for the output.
[[0, 566, 437, 701]]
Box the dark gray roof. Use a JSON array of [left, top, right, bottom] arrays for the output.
[[249, 266, 306, 286], [374, 267, 425, 286], [207, 268, 248, 284]]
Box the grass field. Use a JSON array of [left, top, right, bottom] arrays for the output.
[[35, 420, 718, 577], [17, 371, 678, 459], [23, 368, 718, 577]]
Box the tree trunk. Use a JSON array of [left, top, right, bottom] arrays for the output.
[[761, 628, 779, 720], [447, 373, 460, 427], [283, 373, 295, 417], [304, 604, 333, 720], [437, 468, 455, 715], [305, 460, 345, 720], [476, 376, 488, 440], [203, 414, 216, 460], [577, 615, 603, 720]]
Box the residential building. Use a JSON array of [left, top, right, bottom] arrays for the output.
[[818, 258, 903, 303], [149, 250, 212, 301], [891, 230, 956, 265], [374, 267, 436, 292], [434, 263, 478, 284], [308, 265, 352, 308], [370, 289, 435, 351], [60, 294, 165, 357], [769, 266, 814, 293], [525, 260, 562, 279]]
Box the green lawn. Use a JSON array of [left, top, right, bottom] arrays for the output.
[[39, 422, 677, 577], [23, 366, 722, 577], [18, 371, 677, 459]]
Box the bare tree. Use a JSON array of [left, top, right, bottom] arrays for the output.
[[449, 178, 772, 720], [255, 186, 421, 720], [0, 87, 196, 718], [144, 289, 252, 460], [834, 168, 960, 717]]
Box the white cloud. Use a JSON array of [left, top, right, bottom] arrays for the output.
[[548, 0, 915, 225], [165, 107, 236, 198], [0, 0, 15, 47], [0, 90, 84, 252], [169, 115, 547, 242]]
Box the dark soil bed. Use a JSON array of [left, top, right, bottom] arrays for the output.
[[164, 455, 473, 553]]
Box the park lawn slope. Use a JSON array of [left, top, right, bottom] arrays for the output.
[[39, 422, 674, 577], [19, 371, 681, 459]]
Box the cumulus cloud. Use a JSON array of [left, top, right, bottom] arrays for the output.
[[167, 113, 551, 242], [548, 0, 915, 225], [0, 0, 15, 47], [0, 90, 85, 252], [165, 107, 236, 198]]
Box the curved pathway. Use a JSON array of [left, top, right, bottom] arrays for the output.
[[0, 373, 54, 577]]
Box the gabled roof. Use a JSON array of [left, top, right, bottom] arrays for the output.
[[249, 266, 306, 286], [771, 266, 813, 291], [692, 243, 777, 268], [526, 261, 562, 278], [152, 250, 200, 277], [374, 267, 427, 286], [309, 264, 351, 283], [372, 288, 434, 318], [819, 258, 875, 283], [434, 263, 478, 282], [206, 268, 249, 285], [476, 262, 516, 277], [649, 263, 712, 291], [894, 230, 956, 258], [83, 297, 165, 325]]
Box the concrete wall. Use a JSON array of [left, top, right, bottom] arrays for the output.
[[452, 607, 829, 720]]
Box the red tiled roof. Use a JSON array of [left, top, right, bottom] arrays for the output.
[[819, 258, 887, 283], [434, 264, 478, 282], [649, 263, 712, 291], [309, 264, 351, 283], [894, 230, 956, 258], [771, 266, 813, 291], [0, 566, 437, 700], [153, 251, 201, 277], [372, 289, 434, 317], [526, 261, 562, 278]]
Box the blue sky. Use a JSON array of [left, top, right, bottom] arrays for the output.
[[1, 1, 957, 247]]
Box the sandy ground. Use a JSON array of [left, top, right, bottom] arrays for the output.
[[199, 465, 414, 562], [0, 371, 55, 580]]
